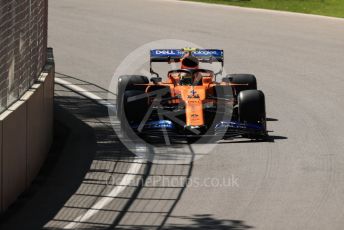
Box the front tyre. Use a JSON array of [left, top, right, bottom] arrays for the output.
[[117, 75, 149, 119], [238, 90, 266, 131], [117, 75, 149, 138]]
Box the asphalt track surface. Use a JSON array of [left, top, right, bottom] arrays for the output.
[[2, 0, 344, 229]]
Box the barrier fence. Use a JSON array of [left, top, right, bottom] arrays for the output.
[[0, 0, 48, 113]]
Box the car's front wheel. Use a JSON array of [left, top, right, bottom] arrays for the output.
[[117, 75, 149, 137], [238, 89, 266, 130]]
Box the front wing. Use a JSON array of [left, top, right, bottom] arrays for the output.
[[129, 120, 267, 140]]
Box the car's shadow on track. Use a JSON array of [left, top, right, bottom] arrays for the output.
[[140, 133, 287, 145], [219, 135, 288, 144], [266, 117, 279, 122]]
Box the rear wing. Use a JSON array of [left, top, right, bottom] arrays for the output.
[[150, 49, 224, 78], [150, 49, 224, 63]]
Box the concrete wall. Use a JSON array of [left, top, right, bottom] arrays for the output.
[[0, 60, 54, 212], [0, 0, 48, 112]]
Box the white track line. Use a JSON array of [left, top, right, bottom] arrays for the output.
[[55, 77, 144, 229], [63, 159, 143, 229], [55, 77, 115, 108]]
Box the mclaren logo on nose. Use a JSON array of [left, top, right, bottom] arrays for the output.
[[188, 89, 200, 98]]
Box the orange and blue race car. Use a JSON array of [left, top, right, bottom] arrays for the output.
[[117, 48, 268, 142]]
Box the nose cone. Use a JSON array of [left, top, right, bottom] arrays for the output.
[[180, 86, 206, 127]]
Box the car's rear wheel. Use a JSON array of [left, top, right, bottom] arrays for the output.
[[223, 74, 257, 96]]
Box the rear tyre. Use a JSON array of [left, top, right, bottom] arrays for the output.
[[223, 74, 257, 96], [238, 90, 266, 130]]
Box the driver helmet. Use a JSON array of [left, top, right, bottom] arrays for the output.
[[181, 55, 199, 69]]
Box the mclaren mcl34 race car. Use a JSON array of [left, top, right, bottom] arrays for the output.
[[117, 48, 268, 142]]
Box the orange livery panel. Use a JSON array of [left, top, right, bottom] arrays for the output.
[[179, 86, 206, 126]]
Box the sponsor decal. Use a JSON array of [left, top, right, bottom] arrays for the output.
[[188, 89, 200, 99], [192, 49, 223, 57], [151, 49, 183, 57]]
